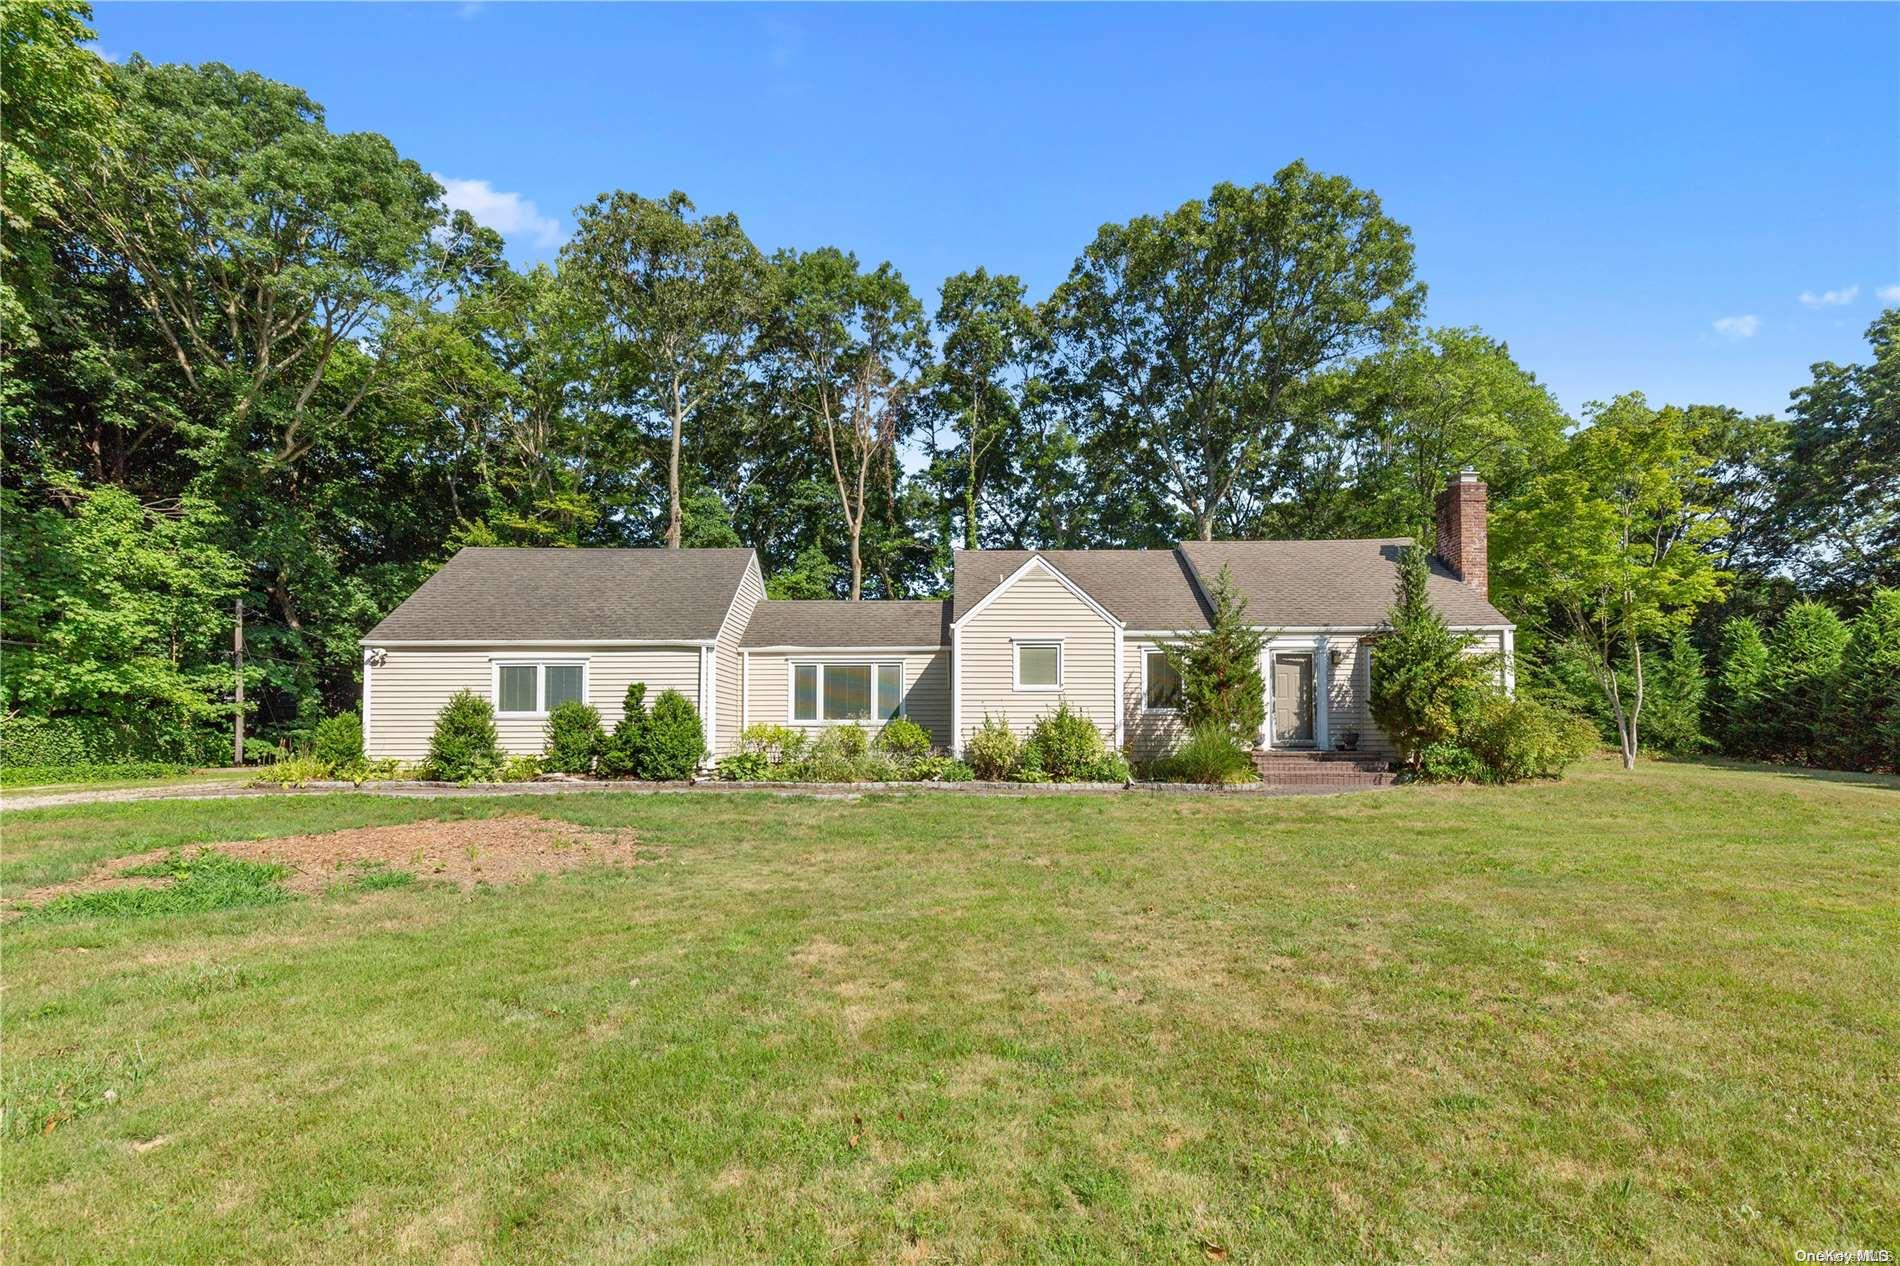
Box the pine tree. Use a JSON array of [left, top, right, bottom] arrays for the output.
[[1828, 589, 1900, 771], [1162, 566, 1267, 743], [1709, 616, 1770, 758], [1765, 600, 1850, 764], [1369, 545, 1494, 769]]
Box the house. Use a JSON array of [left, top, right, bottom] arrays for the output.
[[360, 473, 1511, 765]]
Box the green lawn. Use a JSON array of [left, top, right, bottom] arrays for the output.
[[2, 760, 1895, 1264], [0, 766, 257, 797]]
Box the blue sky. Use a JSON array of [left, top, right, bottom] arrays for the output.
[[90, 2, 1898, 420]]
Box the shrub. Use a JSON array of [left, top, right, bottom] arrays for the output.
[[0, 761, 193, 788], [311, 711, 365, 769], [640, 689, 706, 780], [739, 724, 806, 764], [1077, 752, 1132, 783], [425, 690, 504, 782], [501, 754, 544, 783], [827, 723, 869, 757], [874, 717, 932, 760], [1417, 740, 1489, 783], [935, 759, 975, 782], [1153, 724, 1257, 785], [1456, 693, 1598, 782], [1370, 546, 1496, 769], [1022, 700, 1106, 781], [255, 755, 336, 788], [716, 752, 771, 781], [964, 715, 1019, 780], [542, 701, 605, 774], [597, 683, 650, 778], [906, 755, 965, 782], [1, 715, 98, 767]]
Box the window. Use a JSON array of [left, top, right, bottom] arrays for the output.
[[791, 662, 904, 723], [492, 660, 588, 715], [1014, 641, 1062, 690], [1144, 649, 1182, 711]]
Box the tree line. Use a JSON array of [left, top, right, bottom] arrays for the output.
[[2, 3, 1894, 769]]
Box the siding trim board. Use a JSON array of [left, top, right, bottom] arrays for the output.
[[369, 639, 714, 649]]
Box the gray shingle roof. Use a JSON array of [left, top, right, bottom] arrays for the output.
[[1177, 539, 1508, 628], [739, 600, 951, 648], [363, 547, 756, 643], [950, 550, 1213, 629]]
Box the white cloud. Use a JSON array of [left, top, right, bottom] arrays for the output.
[[1878, 284, 1900, 303], [434, 175, 563, 249], [1713, 314, 1760, 341], [1798, 284, 1859, 309]]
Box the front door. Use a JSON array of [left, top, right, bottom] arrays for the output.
[[1272, 653, 1315, 745]]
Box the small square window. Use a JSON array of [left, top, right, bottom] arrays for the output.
[[1016, 643, 1061, 689], [498, 664, 538, 714]]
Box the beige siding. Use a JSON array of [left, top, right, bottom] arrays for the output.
[[957, 563, 1118, 747], [712, 557, 766, 755], [364, 645, 701, 761], [742, 650, 952, 750], [1123, 638, 1188, 763]]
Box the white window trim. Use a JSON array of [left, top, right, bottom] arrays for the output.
[[489, 658, 590, 719], [1140, 647, 1182, 714], [1013, 640, 1064, 692], [788, 661, 906, 725]]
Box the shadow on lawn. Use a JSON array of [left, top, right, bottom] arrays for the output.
[[1670, 756, 1900, 792]]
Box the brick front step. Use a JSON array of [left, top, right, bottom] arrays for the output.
[[1250, 749, 1395, 788]]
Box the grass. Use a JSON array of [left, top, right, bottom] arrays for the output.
[[28, 850, 294, 921], [1, 758, 1895, 1263], [0, 765, 256, 795]]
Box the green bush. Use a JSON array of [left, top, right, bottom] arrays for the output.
[[0, 761, 194, 788], [935, 759, 975, 782], [255, 755, 336, 787], [739, 724, 807, 763], [1417, 740, 1489, 783], [1, 715, 98, 767], [964, 715, 1019, 780], [1455, 693, 1598, 782], [827, 723, 869, 757], [1161, 565, 1268, 741], [542, 700, 605, 774], [1640, 634, 1708, 756], [1077, 752, 1133, 783], [1152, 724, 1258, 785], [716, 752, 771, 781], [874, 717, 932, 759], [597, 683, 650, 777], [640, 689, 706, 780], [1022, 700, 1105, 781], [501, 754, 544, 783], [311, 711, 364, 769], [425, 689, 504, 782], [906, 755, 967, 782]]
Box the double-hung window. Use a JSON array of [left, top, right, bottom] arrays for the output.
[[1013, 641, 1062, 691], [791, 662, 904, 723], [493, 660, 587, 716], [1143, 649, 1183, 711]]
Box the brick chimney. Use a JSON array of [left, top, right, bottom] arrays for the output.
[[1434, 468, 1489, 596]]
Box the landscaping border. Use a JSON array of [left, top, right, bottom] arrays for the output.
[[1, 775, 1394, 812]]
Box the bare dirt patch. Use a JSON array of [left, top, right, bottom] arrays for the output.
[[19, 815, 640, 903]]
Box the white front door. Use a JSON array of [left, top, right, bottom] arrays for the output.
[[1272, 653, 1316, 746]]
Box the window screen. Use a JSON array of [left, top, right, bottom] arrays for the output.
[[1016, 643, 1061, 688], [1145, 651, 1182, 710], [878, 664, 903, 719], [793, 664, 819, 721], [498, 664, 539, 713], [545, 664, 583, 709], [823, 664, 873, 720]]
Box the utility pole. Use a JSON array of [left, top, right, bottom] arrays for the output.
[[233, 598, 245, 767]]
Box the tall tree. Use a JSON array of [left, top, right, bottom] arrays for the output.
[[1047, 162, 1423, 541], [1492, 395, 1726, 769], [562, 190, 765, 548], [1765, 309, 1900, 596], [758, 247, 928, 599], [922, 268, 1047, 550]]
